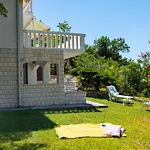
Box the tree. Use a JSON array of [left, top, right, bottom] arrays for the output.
[[57, 20, 71, 32], [73, 55, 119, 91], [0, 2, 8, 17], [93, 36, 130, 62], [117, 62, 141, 95], [85, 44, 96, 55], [137, 51, 150, 96]]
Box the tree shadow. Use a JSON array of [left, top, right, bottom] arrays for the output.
[[40, 107, 102, 114], [0, 110, 57, 143], [0, 107, 101, 145], [0, 143, 47, 150]]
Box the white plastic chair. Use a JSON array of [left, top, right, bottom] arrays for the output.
[[107, 85, 133, 105]]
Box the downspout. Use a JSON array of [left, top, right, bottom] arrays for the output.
[[16, 0, 21, 107]]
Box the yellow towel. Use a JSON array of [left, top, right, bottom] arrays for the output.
[[55, 123, 126, 139]]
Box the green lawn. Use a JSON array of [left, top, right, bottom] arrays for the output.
[[0, 98, 150, 150]]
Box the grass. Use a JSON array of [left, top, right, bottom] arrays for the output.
[[0, 98, 150, 150]]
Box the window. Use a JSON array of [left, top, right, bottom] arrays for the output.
[[37, 66, 43, 84], [23, 63, 28, 84], [49, 63, 58, 84]]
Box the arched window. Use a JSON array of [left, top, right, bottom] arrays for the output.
[[37, 66, 43, 83], [23, 62, 59, 85]]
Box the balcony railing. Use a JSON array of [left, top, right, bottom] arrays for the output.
[[23, 30, 85, 51]]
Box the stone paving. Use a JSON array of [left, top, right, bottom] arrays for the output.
[[0, 100, 107, 112]]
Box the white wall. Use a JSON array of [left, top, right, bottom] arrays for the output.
[[0, 0, 17, 48]]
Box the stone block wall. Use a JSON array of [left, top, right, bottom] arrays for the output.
[[0, 48, 86, 108], [21, 48, 86, 107], [0, 49, 18, 108], [21, 48, 64, 85], [21, 84, 65, 106], [20, 48, 65, 106], [64, 91, 86, 104]]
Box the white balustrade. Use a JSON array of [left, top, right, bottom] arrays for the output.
[[23, 30, 85, 51]]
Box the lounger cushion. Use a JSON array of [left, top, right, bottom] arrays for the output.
[[104, 125, 121, 137]]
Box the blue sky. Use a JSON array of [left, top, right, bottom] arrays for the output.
[[33, 0, 150, 60]]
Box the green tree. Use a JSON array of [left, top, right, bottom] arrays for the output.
[[93, 36, 130, 62], [73, 55, 119, 91], [0, 2, 8, 17], [126, 62, 141, 95], [85, 44, 96, 55], [57, 20, 71, 32], [137, 51, 150, 96], [65, 36, 133, 94], [117, 62, 141, 95]]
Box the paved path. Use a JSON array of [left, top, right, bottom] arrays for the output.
[[0, 100, 107, 112], [86, 100, 107, 108]]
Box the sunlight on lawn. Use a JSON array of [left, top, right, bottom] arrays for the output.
[[0, 98, 150, 150]]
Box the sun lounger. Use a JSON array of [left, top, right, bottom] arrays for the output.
[[107, 85, 133, 105], [143, 101, 150, 108]]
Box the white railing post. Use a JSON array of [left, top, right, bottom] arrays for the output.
[[38, 33, 40, 47], [60, 34, 62, 49], [72, 35, 74, 49], [76, 36, 78, 49], [68, 34, 70, 49], [80, 35, 85, 50], [51, 34, 54, 48], [64, 34, 66, 48], [33, 32, 36, 48], [29, 32, 31, 47], [56, 34, 58, 48], [42, 33, 45, 48], [25, 32, 28, 47], [47, 33, 49, 48]]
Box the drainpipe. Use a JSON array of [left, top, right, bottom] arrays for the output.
[[16, 0, 21, 107]]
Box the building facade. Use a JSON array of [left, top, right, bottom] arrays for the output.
[[0, 0, 86, 108]]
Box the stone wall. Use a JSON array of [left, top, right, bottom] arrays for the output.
[[21, 84, 65, 106], [20, 48, 86, 107], [21, 85, 86, 107], [0, 48, 86, 108], [64, 91, 86, 104], [0, 49, 18, 108]]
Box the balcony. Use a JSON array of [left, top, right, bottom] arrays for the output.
[[23, 30, 85, 59]]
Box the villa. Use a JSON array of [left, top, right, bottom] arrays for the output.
[[0, 0, 86, 108]]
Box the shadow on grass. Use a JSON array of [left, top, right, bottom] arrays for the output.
[[41, 107, 102, 114], [0, 143, 47, 150], [0, 107, 101, 144], [0, 111, 57, 143]]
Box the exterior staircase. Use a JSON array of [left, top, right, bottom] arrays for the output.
[[64, 75, 78, 92]]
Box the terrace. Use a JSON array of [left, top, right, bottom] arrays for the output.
[[23, 30, 85, 59], [23, 0, 85, 59]]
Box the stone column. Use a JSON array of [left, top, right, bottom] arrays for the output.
[[43, 62, 50, 84]]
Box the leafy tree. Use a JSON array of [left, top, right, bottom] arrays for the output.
[[0, 2, 8, 17], [85, 44, 96, 55], [65, 36, 147, 97], [116, 62, 141, 95], [72, 55, 119, 91], [126, 62, 141, 95], [57, 20, 71, 32], [93, 36, 130, 62], [137, 51, 150, 96]]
